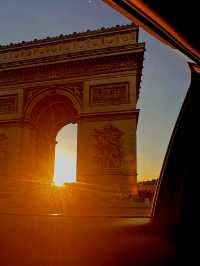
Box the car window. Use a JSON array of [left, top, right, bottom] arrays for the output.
[[0, 0, 190, 217]]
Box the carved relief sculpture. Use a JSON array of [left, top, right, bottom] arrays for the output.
[[0, 94, 18, 115], [93, 124, 124, 169], [90, 82, 129, 106], [24, 84, 83, 110]]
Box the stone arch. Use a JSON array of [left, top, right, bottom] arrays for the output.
[[22, 90, 80, 181], [0, 25, 144, 195]]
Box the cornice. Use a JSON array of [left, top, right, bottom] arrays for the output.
[[0, 24, 138, 51], [0, 43, 145, 71], [80, 110, 139, 121], [0, 25, 145, 103], [0, 24, 140, 69], [0, 53, 143, 87]]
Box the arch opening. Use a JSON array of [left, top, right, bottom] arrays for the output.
[[53, 124, 77, 186], [29, 93, 79, 183]]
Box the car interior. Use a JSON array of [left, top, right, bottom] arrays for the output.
[[0, 1, 199, 265]]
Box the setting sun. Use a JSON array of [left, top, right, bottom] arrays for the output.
[[53, 151, 76, 186], [53, 124, 77, 186]]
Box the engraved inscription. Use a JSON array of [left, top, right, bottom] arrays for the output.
[[0, 94, 18, 114], [90, 82, 129, 106], [93, 123, 123, 169]]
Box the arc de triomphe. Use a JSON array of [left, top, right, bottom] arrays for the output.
[[0, 24, 144, 195]]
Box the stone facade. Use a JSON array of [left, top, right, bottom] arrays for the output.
[[0, 24, 144, 195]]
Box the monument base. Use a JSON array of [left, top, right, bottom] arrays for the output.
[[61, 182, 147, 216], [0, 179, 149, 216]]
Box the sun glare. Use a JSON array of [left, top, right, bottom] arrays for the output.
[[53, 124, 77, 186], [53, 151, 76, 186]]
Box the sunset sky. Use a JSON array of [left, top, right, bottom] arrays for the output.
[[0, 0, 191, 182]]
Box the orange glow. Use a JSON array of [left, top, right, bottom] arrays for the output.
[[53, 149, 76, 186], [53, 124, 77, 186]]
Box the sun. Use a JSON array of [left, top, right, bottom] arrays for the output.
[[53, 124, 77, 186], [53, 149, 76, 186]]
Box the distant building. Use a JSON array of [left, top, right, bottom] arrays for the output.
[[137, 179, 158, 201]]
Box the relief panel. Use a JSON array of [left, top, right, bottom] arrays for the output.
[[89, 82, 129, 106], [93, 123, 124, 170], [0, 94, 18, 115], [0, 89, 23, 120]]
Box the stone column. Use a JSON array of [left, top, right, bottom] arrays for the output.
[[77, 114, 138, 194], [76, 76, 138, 195]]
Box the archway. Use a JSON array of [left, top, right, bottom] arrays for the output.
[[53, 123, 77, 186], [0, 25, 143, 196], [29, 94, 78, 182]]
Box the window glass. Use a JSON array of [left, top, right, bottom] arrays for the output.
[[0, 0, 190, 216]]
